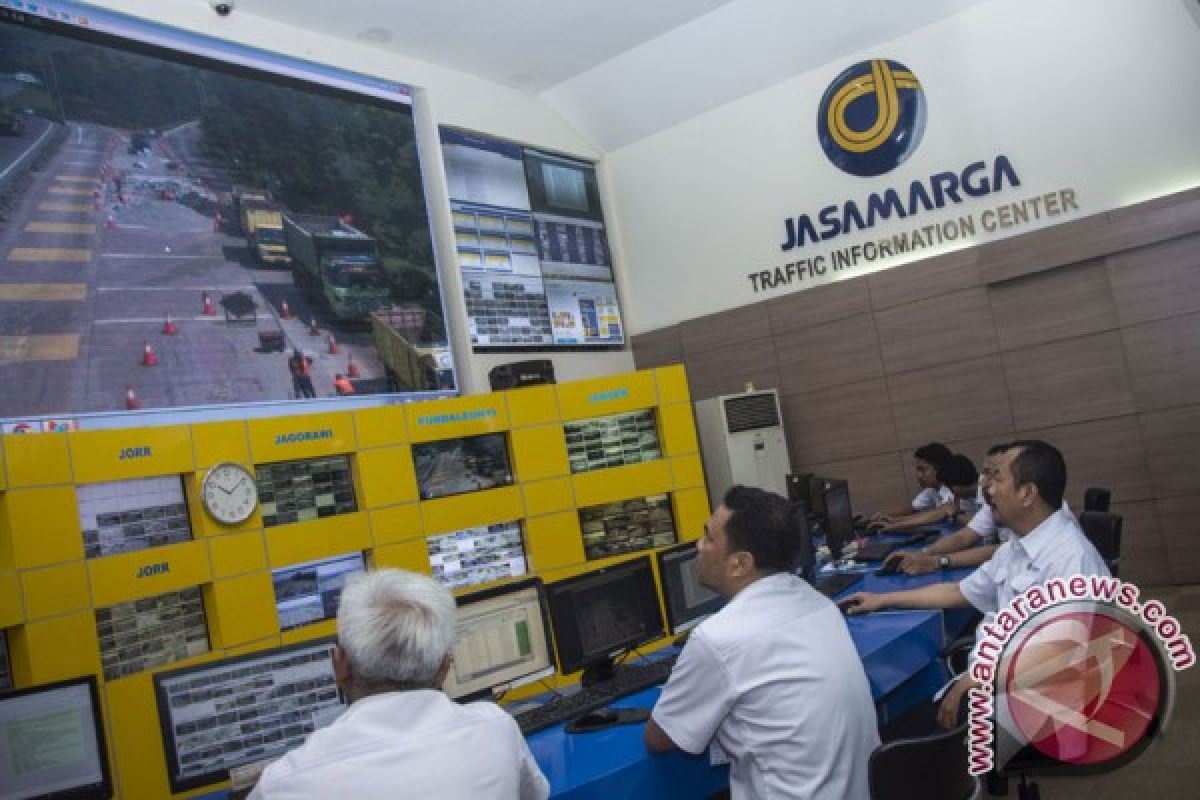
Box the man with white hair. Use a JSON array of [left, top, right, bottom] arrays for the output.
[[251, 569, 549, 799]]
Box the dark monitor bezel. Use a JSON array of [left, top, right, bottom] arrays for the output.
[[786, 472, 814, 505], [152, 636, 338, 795], [544, 556, 665, 677], [822, 479, 853, 561], [790, 500, 817, 582], [446, 575, 556, 702], [411, 431, 515, 501], [0, 674, 114, 799], [654, 541, 725, 635]]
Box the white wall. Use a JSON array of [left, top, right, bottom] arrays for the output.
[[84, 1, 637, 393], [603, 0, 1200, 334]]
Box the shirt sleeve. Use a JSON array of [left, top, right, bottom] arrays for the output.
[[967, 504, 995, 536], [511, 718, 550, 800], [650, 631, 735, 756], [958, 542, 1011, 613], [912, 488, 934, 511]]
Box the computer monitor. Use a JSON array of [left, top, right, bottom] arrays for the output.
[[786, 473, 813, 506], [153, 638, 343, 794], [545, 556, 665, 685], [808, 475, 829, 517], [0, 675, 113, 799], [271, 552, 366, 631], [411, 432, 514, 500], [655, 542, 725, 635], [441, 577, 556, 702], [426, 521, 527, 590], [822, 480, 853, 562], [790, 501, 817, 582]]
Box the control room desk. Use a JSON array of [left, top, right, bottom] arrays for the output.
[[529, 608, 944, 800]]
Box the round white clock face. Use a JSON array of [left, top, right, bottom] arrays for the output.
[[201, 462, 258, 525]]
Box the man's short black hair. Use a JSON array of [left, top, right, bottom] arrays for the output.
[[938, 454, 978, 488], [986, 443, 1011, 457], [913, 442, 952, 470], [721, 485, 797, 574], [1006, 440, 1067, 510]]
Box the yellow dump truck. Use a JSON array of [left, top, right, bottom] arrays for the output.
[[369, 306, 436, 391], [232, 187, 290, 266]]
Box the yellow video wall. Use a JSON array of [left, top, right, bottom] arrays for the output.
[[0, 365, 706, 799]]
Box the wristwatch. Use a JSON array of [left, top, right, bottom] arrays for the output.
[[938, 556, 951, 569]]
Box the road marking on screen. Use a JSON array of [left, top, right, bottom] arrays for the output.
[[38, 202, 92, 213], [0, 334, 80, 364], [100, 254, 211, 260], [54, 175, 96, 183], [7, 247, 92, 262], [96, 284, 257, 291], [94, 315, 268, 324], [0, 284, 87, 301], [47, 187, 93, 196], [25, 222, 96, 234]]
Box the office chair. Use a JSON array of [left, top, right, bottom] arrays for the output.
[[869, 722, 979, 800], [1083, 487, 1111, 513], [1078, 511, 1122, 577]]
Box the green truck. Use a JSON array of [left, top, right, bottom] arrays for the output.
[[0, 107, 24, 136], [283, 213, 391, 321], [232, 187, 290, 266]]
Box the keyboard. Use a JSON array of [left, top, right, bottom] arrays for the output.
[[853, 541, 899, 562], [512, 656, 676, 736], [814, 572, 862, 597]]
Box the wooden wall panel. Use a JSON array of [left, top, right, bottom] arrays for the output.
[[886, 355, 1014, 449], [1013, 416, 1154, 507], [800, 452, 909, 515], [1108, 500, 1168, 588], [1107, 232, 1200, 327], [1156, 494, 1199, 584], [866, 248, 979, 310], [775, 313, 883, 395], [1139, 406, 1200, 499], [766, 275, 871, 336], [680, 301, 771, 355], [684, 337, 780, 401], [875, 287, 998, 375], [780, 379, 897, 465], [989, 260, 1120, 351], [1001, 331, 1136, 430], [977, 211, 1118, 285], [1103, 186, 1200, 252], [1122, 311, 1200, 412], [630, 326, 684, 370]]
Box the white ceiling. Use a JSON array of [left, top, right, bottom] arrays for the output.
[[160, 0, 992, 151]]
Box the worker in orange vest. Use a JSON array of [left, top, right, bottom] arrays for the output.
[[333, 373, 355, 396], [288, 349, 317, 399]]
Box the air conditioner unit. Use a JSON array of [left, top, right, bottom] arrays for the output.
[[694, 389, 792, 509]]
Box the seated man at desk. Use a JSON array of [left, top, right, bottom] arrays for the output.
[[870, 442, 955, 528], [645, 486, 879, 800], [886, 444, 1013, 575], [841, 440, 1109, 728], [251, 569, 549, 800]]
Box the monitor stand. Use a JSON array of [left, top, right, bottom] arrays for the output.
[[579, 657, 617, 688]]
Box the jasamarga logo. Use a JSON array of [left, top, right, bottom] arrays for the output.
[[966, 575, 1194, 777]]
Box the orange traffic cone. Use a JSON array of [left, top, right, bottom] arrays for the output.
[[162, 313, 178, 335], [280, 300, 293, 320], [347, 352, 361, 379], [142, 341, 158, 366], [202, 292, 215, 316], [327, 333, 339, 355], [125, 386, 141, 410], [309, 318, 320, 336]]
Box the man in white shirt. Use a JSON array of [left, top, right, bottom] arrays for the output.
[[870, 442, 956, 528], [251, 569, 549, 800], [841, 440, 1109, 728], [645, 486, 879, 800]]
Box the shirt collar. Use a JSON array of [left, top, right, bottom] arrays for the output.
[[1013, 507, 1067, 561]]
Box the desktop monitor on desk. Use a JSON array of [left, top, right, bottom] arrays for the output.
[[442, 577, 556, 702], [546, 556, 665, 686], [0, 675, 113, 800], [823, 480, 853, 562], [808, 476, 829, 518], [786, 473, 813, 506], [655, 542, 725, 635], [790, 501, 817, 582]]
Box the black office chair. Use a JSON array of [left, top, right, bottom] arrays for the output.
[[869, 722, 979, 800], [1078, 511, 1122, 577], [1083, 487, 1111, 512]]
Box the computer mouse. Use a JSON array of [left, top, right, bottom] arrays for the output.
[[565, 707, 651, 734], [875, 559, 901, 576]]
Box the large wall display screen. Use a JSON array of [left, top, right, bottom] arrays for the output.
[[564, 409, 661, 474], [0, 1, 454, 428], [96, 586, 210, 681], [440, 129, 624, 349], [426, 521, 527, 590], [153, 638, 342, 794], [579, 493, 678, 561], [412, 432, 514, 500], [272, 552, 365, 631], [76, 474, 193, 559]]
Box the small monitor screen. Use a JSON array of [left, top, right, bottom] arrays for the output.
[[153, 638, 343, 794], [272, 552, 366, 631], [256, 455, 358, 528], [523, 149, 604, 222], [76, 475, 193, 560], [426, 521, 526, 590], [0, 676, 112, 800], [412, 433, 513, 500], [545, 557, 665, 676], [786, 473, 813, 506], [823, 480, 853, 561], [563, 409, 661, 474], [96, 587, 209, 681], [441, 578, 555, 701], [656, 542, 725, 635]]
